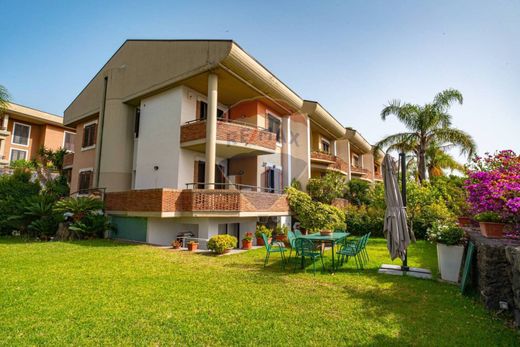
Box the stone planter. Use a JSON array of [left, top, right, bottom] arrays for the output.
[[457, 217, 472, 227], [437, 243, 464, 283], [479, 222, 505, 239]]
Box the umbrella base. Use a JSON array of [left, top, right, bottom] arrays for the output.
[[379, 264, 432, 279]]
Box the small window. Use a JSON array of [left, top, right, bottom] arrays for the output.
[[352, 154, 361, 168], [12, 123, 30, 146], [267, 115, 281, 142], [63, 132, 75, 152], [321, 139, 330, 153], [134, 108, 140, 138], [198, 101, 224, 120], [10, 149, 27, 161], [82, 123, 97, 148], [78, 170, 93, 194]]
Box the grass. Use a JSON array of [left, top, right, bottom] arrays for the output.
[[0, 237, 518, 346]]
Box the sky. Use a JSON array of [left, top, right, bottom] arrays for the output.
[[1, 0, 519, 161]]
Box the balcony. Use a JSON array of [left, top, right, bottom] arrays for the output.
[[374, 173, 383, 181], [180, 119, 277, 157], [310, 151, 349, 175], [351, 166, 372, 181], [105, 188, 290, 217]]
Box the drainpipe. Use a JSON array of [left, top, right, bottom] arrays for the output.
[[94, 76, 108, 188]]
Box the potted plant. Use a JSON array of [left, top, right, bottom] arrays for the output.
[[454, 200, 472, 227], [427, 220, 466, 283], [274, 225, 288, 242], [255, 225, 272, 246], [171, 240, 182, 250], [242, 232, 253, 250], [187, 240, 199, 252], [474, 211, 505, 238], [208, 234, 237, 254]]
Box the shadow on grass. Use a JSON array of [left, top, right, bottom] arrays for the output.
[[0, 236, 141, 248]]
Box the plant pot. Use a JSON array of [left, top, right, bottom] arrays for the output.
[[242, 240, 252, 250], [275, 235, 285, 242], [320, 230, 332, 236], [187, 243, 198, 251], [457, 217, 472, 227], [437, 243, 464, 283], [478, 222, 505, 238], [256, 237, 271, 246]]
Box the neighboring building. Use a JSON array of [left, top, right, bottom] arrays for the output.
[[63, 40, 381, 247], [0, 102, 75, 168]]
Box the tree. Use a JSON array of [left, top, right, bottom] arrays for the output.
[[306, 172, 348, 204], [374, 89, 476, 183], [0, 84, 9, 113]]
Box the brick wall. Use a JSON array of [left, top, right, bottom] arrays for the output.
[[180, 120, 277, 150], [311, 151, 349, 174], [105, 188, 290, 213]]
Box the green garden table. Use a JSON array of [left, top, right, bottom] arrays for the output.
[[299, 232, 350, 273]]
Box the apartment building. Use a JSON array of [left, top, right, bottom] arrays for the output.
[[63, 40, 381, 247], [0, 102, 75, 167]]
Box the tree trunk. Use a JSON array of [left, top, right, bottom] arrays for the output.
[[418, 142, 427, 183]]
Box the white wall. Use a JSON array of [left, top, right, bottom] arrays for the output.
[[134, 87, 183, 189]]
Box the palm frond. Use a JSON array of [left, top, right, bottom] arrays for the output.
[[0, 85, 10, 112], [374, 132, 418, 154], [380, 100, 420, 130], [431, 127, 477, 158], [433, 88, 463, 112]]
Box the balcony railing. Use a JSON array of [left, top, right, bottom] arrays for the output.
[[105, 188, 289, 214], [374, 173, 383, 180], [310, 151, 349, 174], [180, 119, 277, 152]]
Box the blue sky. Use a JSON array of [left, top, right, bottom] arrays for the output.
[[1, 0, 519, 159]]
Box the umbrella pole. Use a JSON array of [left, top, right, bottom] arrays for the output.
[[400, 152, 410, 272]]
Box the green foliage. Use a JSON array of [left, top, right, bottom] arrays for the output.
[[274, 224, 288, 236], [430, 175, 469, 216], [54, 196, 104, 222], [207, 234, 237, 254], [307, 172, 348, 204], [0, 84, 10, 111], [69, 214, 112, 239], [290, 178, 302, 190], [344, 205, 385, 237], [427, 221, 465, 246], [0, 172, 40, 235], [286, 187, 345, 232], [255, 224, 272, 238], [474, 211, 503, 223], [345, 178, 372, 206]]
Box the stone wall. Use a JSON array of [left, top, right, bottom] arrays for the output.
[[466, 229, 520, 326]]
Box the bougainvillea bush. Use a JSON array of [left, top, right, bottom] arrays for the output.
[[465, 150, 520, 237]]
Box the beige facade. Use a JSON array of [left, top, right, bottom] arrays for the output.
[[0, 103, 75, 167], [63, 40, 382, 246]]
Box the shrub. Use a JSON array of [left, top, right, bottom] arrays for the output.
[[286, 187, 345, 232], [54, 196, 104, 222], [307, 172, 348, 204], [208, 234, 237, 254], [474, 211, 503, 223], [274, 225, 288, 236], [427, 221, 465, 246], [344, 204, 384, 237], [345, 179, 372, 206], [243, 232, 253, 241], [69, 214, 112, 239], [255, 225, 272, 238]]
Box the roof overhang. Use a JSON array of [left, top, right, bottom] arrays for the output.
[[302, 101, 345, 139], [344, 128, 372, 153], [4, 103, 73, 130]]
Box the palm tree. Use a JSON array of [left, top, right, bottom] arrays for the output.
[[426, 144, 464, 177], [0, 84, 10, 113], [374, 89, 476, 183]]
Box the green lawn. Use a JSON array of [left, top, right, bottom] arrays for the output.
[[0, 237, 518, 346]]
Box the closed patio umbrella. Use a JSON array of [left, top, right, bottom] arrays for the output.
[[382, 154, 415, 261]]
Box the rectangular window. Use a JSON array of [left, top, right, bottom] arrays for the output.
[[10, 149, 27, 162], [321, 139, 330, 153], [12, 122, 30, 146], [63, 132, 75, 152], [198, 101, 224, 120], [82, 123, 97, 149], [265, 167, 282, 193], [78, 170, 93, 194], [352, 154, 361, 168], [267, 115, 281, 142]]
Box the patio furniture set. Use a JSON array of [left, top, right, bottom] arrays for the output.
[[261, 231, 371, 274]]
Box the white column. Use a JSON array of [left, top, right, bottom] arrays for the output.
[[205, 73, 218, 189], [0, 139, 5, 161], [2, 114, 9, 129]]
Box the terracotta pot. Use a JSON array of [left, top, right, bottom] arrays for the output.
[[457, 217, 472, 227], [479, 222, 505, 238], [320, 230, 332, 236], [187, 243, 199, 251], [256, 237, 271, 246], [242, 239, 253, 250], [275, 235, 286, 242]]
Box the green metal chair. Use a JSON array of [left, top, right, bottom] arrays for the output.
[[287, 231, 301, 262], [294, 229, 303, 238], [261, 233, 287, 269], [360, 232, 371, 264], [293, 238, 324, 275], [336, 233, 368, 271]]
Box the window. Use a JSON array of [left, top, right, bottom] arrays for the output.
[[134, 108, 140, 138], [265, 166, 282, 193], [78, 170, 93, 194], [10, 149, 27, 162], [198, 101, 224, 120], [63, 132, 75, 152], [82, 122, 97, 149], [267, 115, 281, 142], [321, 139, 330, 153], [352, 154, 361, 168], [12, 122, 30, 146]]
